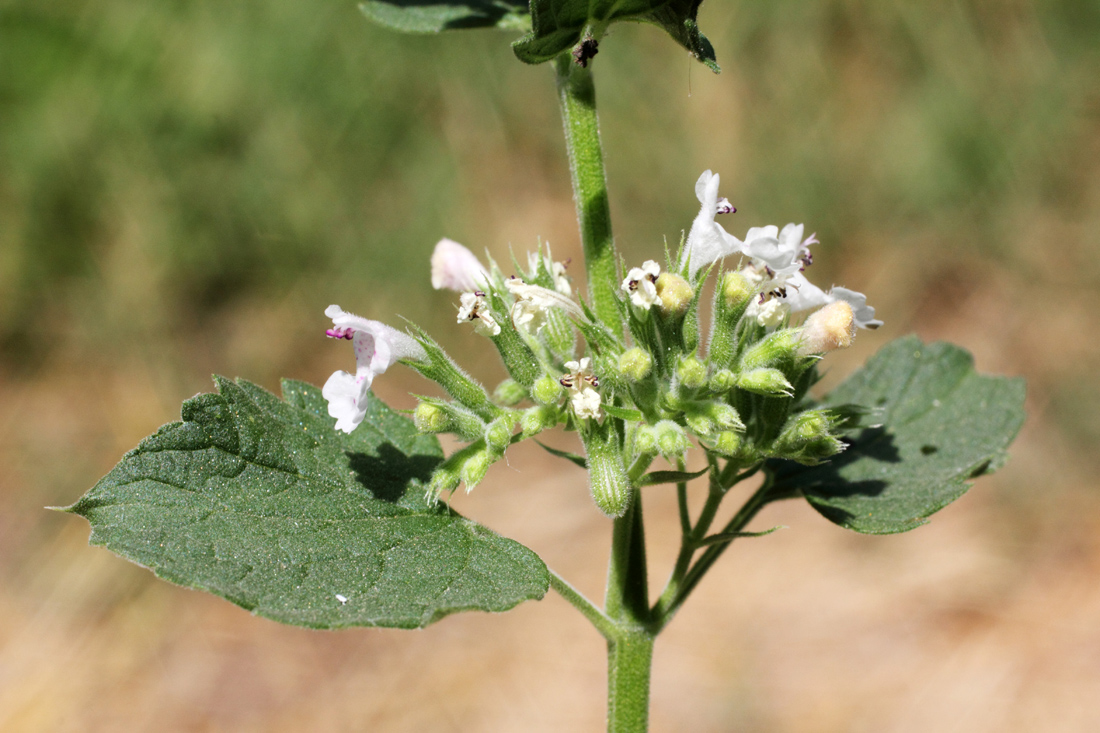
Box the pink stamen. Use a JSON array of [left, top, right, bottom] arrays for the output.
[[326, 327, 355, 340]]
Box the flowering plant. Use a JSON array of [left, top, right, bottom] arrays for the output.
[[65, 3, 1025, 730]]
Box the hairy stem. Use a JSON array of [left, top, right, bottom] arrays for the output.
[[555, 54, 621, 337]]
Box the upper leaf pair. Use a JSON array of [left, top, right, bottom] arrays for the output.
[[360, 0, 720, 71]]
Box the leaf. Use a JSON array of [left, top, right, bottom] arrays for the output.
[[360, 0, 530, 33], [535, 439, 588, 469], [65, 378, 549, 629], [603, 404, 644, 422], [513, 0, 719, 72], [769, 336, 1026, 534], [636, 466, 708, 487]]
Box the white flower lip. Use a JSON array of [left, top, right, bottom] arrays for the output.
[[621, 260, 663, 309], [506, 276, 584, 332], [681, 170, 743, 277], [431, 238, 489, 292], [457, 291, 502, 336], [322, 305, 426, 433]]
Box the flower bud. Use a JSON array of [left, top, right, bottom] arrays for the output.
[[655, 273, 694, 318], [654, 419, 690, 459], [774, 409, 845, 464], [493, 378, 527, 406], [521, 404, 558, 437], [737, 368, 794, 397], [798, 301, 856, 356], [413, 399, 487, 441], [709, 369, 736, 392], [484, 416, 515, 454], [461, 447, 494, 490], [740, 329, 801, 370], [709, 403, 744, 431], [712, 431, 741, 457], [532, 375, 564, 406], [634, 426, 658, 456], [414, 402, 450, 434], [685, 412, 714, 437], [721, 271, 752, 309], [583, 427, 632, 518], [676, 356, 708, 389], [427, 465, 461, 499], [619, 347, 653, 381]]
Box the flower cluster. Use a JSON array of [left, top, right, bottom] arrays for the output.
[[321, 169, 881, 515]]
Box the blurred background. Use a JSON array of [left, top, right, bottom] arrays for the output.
[[2, 0, 1099, 730]]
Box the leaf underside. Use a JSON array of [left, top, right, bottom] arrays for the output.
[[360, 0, 531, 33], [66, 378, 549, 629], [770, 335, 1026, 534], [514, 0, 719, 71]]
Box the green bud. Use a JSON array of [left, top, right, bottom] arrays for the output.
[[708, 403, 744, 431], [413, 399, 487, 441], [709, 369, 736, 392], [737, 368, 794, 397], [774, 409, 845, 464], [521, 405, 558, 437], [685, 412, 714, 437], [619, 347, 653, 381], [721, 271, 752, 309], [582, 426, 632, 518], [427, 465, 461, 499], [484, 416, 515, 453], [532, 375, 564, 406], [712, 431, 741, 457], [634, 426, 658, 455], [676, 356, 708, 389], [740, 329, 801, 371], [493, 378, 527, 407], [461, 448, 494, 489], [654, 419, 689, 459], [414, 402, 449, 433], [656, 273, 694, 318]]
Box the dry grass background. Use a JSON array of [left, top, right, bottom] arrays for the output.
[[3, 0, 1100, 730]]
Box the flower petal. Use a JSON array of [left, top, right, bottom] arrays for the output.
[[431, 238, 489, 292]]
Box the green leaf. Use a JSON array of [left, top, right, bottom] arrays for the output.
[[360, 0, 530, 33], [636, 466, 708, 487], [535, 439, 588, 469], [65, 378, 549, 629], [770, 336, 1026, 534], [513, 0, 719, 72]]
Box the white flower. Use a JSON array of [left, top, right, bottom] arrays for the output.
[[527, 247, 573, 296], [571, 386, 603, 420], [505, 277, 584, 333], [322, 305, 426, 433], [431, 238, 489, 292], [559, 358, 602, 420], [826, 287, 882, 329], [456, 291, 501, 336], [745, 295, 789, 328], [742, 223, 816, 279], [621, 260, 662, 309], [681, 170, 743, 277]]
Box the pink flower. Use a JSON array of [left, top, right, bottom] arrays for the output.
[[322, 305, 426, 433], [430, 238, 489, 292]]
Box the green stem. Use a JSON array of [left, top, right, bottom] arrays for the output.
[[605, 490, 649, 623], [607, 628, 654, 733], [549, 569, 617, 641], [659, 477, 775, 628], [555, 54, 621, 337]]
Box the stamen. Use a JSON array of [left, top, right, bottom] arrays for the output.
[[326, 327, 354, 340], [715, 197, 737, 215]]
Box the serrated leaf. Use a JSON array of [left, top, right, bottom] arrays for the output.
[[66, 378, 549, 629], [769, 336, 1025, 534], [360, 0, 530, 33], [512, 0, 719, 71]]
